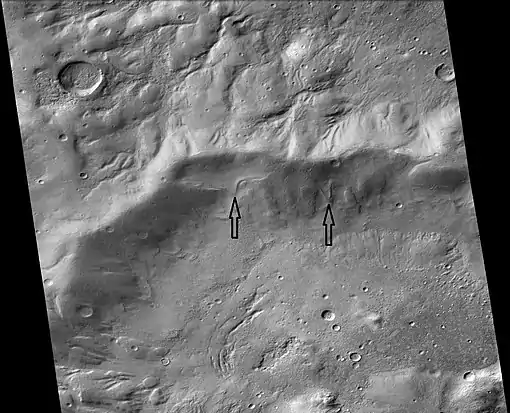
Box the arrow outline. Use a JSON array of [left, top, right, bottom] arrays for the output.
[[322, 204, 335, 246], [229, 197, 241, 239]]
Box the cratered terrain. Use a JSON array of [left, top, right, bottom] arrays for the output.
[[2, 1, 506, 412]]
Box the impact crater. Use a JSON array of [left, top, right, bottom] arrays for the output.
[[58, 61, 104, 97]]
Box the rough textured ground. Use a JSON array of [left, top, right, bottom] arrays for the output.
[[3, 1, 506, 412]]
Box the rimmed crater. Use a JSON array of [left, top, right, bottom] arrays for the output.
[[58, 61, 104, 97], [434, 62, 455, 83]]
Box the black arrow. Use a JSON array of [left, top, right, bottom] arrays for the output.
[[322, 204, 335, 246], [229, 197, 241, 239]]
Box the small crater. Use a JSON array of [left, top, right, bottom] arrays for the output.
[[79, 306, 93, 318], [59, 390, 76, 410], [321, 310, 335, 321], [463, 371, 475, 381], [434, 63, 455, 82], [58, 61, 104, 96], [349, 352, 362, 362]]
